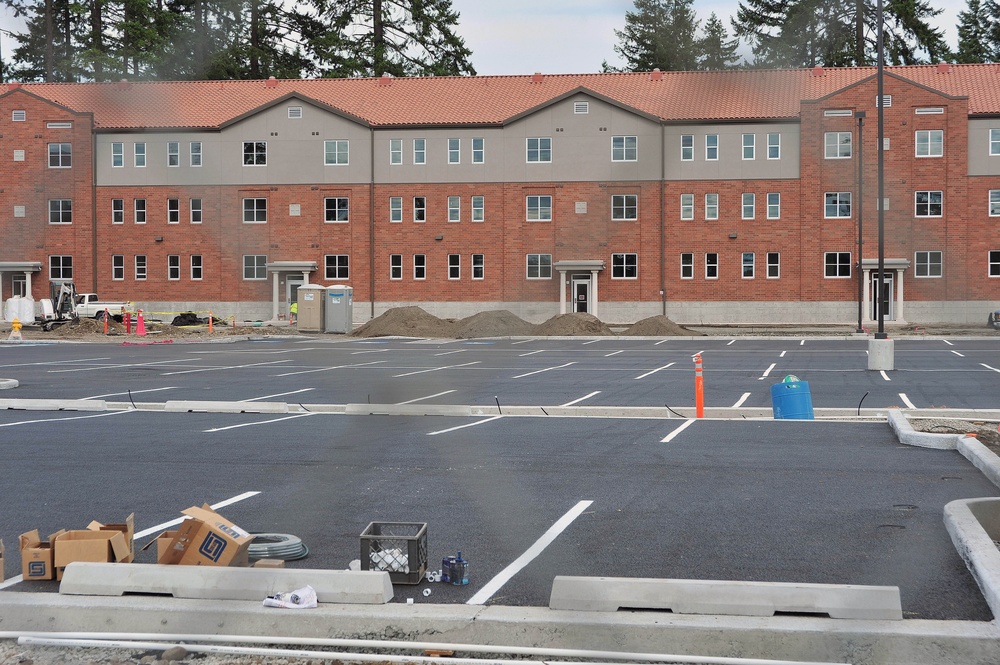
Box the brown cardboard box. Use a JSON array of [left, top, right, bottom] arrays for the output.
[[253, 558, 285, 569], [157, 505, 254, 567], [54, 530, 131, 580], [19, 530, 65, 581], [87, 513, 135, 563]]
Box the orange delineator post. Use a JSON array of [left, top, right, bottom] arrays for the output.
[[208, 311, 213, 333], [103, 308, 109, 335], [694, 353, 705, 418]]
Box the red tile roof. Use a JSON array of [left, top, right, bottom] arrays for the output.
[[6, 64, 999, 130]]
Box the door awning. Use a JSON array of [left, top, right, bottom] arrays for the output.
[[861, 258, 911, 270], [0, 261, 42, 272], [266, 261, 317, 273], [553, 260, 605, 272]]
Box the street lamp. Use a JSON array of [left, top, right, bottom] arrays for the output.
[[875, 0, 887, 340], [855, 110, 866, 334]]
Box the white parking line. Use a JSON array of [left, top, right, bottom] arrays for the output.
[[351, 349, 390, 355], [519, 350, 544, 357], [393, 361, 480, 378], [241, 388, 314, 402], [512, 362, 575, 379], [82, 386, 178, 400], [162, 360, 291, 376], [943, 339, 954, 346], [880, 370, 891, 381], [654, 339, 669, 345], [634, 363, 675, 380], [561, 391, 601, 407], [779, 351, 787, 358], [511, 339, 536, 345], [727, 340, 736, 346], [732, 392, 751, 408], [397, 390, 456, 405], [898, 393, 916, 409], [800, 340, 806, 346], [690, 350, 705, 358], [51, 358, 194, 374], [133, 491, 261, 539], [951, 350, 965, 357], [467, 500, 593, 605], [758, 363, 776, 380], [0, 357, 110, 369], [427, 416, 503, 436], [982, 364, 1000, 373], [274, 360, 386, 377], [604, 350, 623, 357], [0, 410, 134, 429], [434, 349, 466, 357], [582, 340, 601, 345], [203, 413, 315, 432], [661, 419, 696, 442]]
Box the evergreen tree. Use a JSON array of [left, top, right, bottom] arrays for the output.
[[609, 0, 701, 72], [955, 0, 994, 63], [697, 12, 742, 70]]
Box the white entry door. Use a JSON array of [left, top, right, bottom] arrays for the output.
[[871, 273, 895, 321], [572, 277, 590, 314], [286, 276, 304, 319]]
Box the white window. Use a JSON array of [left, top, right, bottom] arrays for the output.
[[680, 194, 694, 220], [705, 134, 718, 160], [527, 137, 552, 163], [243, 255, 267, 280], [989, 250, 1000, 277], [742, 252, 755, 278], [134, 255, 147, 281], [824, 251, 852, 278], [767, 132, 780, 159], [527, 195, 552, 221], [612, 253, 638, 279], [825, 192, 852, 218], [413, 197, 426, 222], [471, 195, 484, 222], [767, 252, 780, 278], [472, 254, 484, 280], [612, 136, 637, 161], [49, 255, 73, 280], [681, 134, 694, 161], [243, 198, 267, 223], [990, 190, 1000, 216], [472, 138, 484, 163], [134, 199, 146, 224], [325, 197, 349, 223], [112, 198, 124, 224], [742, 193, 755, 219], [190, 142, 202, 167], [167, 142, 179, 167], [991, 129, 1000, 156], [767, 192, 780, 219], [915, 130, 943, 157], [12, 110, 25, 122], [390, 254, 402, 280], [48, 143, 71, 168], [325, 140, 348, 165], [413, 254, 426, 280], [526, 253, 552, 279], [243, 141, 266, 165], [915, 250, 943, 277], [681, 253, 694, 279], [915, 107, 944, 115], [613, 194, 638, 220], [390, 139, 402, 164], [915, 191, 943, 217], [168, 255, 180, 280], [134, 142, 146, 167], [287, 106, 303, 119], [413, 138, 426, 164], [825, 132, 852, 159], [190, 198, 202, 223], [448, 254, 461, 280], [167, 198, 179, 224], [48, 199, 72, 224], [112, 255, 124, 281], [448, 195, 461, 222], [390, 196, 402, 222], [325, 255, 349, 280], [742, 133, 755, 160], [705, 193, 719, 220], [191, 255, 203, 280], [448, 138, 460, 164], [112, 142, 124, 167], [705, 253, 718, 279]]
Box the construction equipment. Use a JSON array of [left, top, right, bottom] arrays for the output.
[[39, 282, 132, 331]]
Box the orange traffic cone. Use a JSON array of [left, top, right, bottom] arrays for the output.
[[136, 309, 146, 336], [208, 310, 213, 333]]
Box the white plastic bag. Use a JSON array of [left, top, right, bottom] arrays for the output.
[[262, 584, 318, 609]]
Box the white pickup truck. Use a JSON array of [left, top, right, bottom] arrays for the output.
[[74, 293, 134, 319]]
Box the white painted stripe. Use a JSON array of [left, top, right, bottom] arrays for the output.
[[951, 350, 965, 357], [779, 350, 787, 358], [604, 350, 623, 357], [0, 410, 133, 428], [582, 339, 601, 345], [162, 360, 291, 376], [134, 491, 261, 539], [561, 391, 601, 407], [511, 339, 536, 345], [880, 370, 891, 381], [393, 361, 480, 378], [467, 500, 593, 605], [661, 419, 696, 443], [50, 358, 194, 374], [434, 349, 466, 357], [396, 390, 456, 405], [943, 339, 954, 346], [203, 413, 315, 432], [898, 393, 916, 409], [732, 392, 751, 408], [0, 357, 110, 369], [760, 363, 776, 378], [654, 339, 669, 345], [518, 350, 544, 357], [726, 340, 736, 346], [634, 362, 675, 380], [274, 360, 386, 377], [982, 364, 1000, 373], [81, 386, 178, 400], [690, 350, 705, 358], [0, 575, 22, 589], [350, 349, 390, 355], [427, 416, 503, 436], [241, 388, 314, 402], [800, 339, 806, 346], [512, 362, 575, 379]]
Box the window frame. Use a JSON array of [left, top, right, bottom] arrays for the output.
[[390, 254, 403, 280], [243, 141, 266, 166], [680, 253, 694, 279], [448, 195, 461, 222], [611, 252, 638, 279], [389, 196, 403, 222], [915, 129, 943, 158], [990, 190, 1000, 217], [134, 142, 146, 167], [413, 138, 426, 165], [112, 142, 124, 168], [112, 198, 124, 224], [448, 138, 460, 164], [168, 254, 180, 281], [48, 142, 71, 168], [824, 131, 852, 159], [448, 253, 461, 280], [49, 255, 73, 280], [191, 255, 203, 280], [324, 140, 349, 166], [705, 193, 719, 220], [989, 250, 1000, 277], [742, 252, 755, 278], [324, 254, 350, 280], [472, 254, 484, 280], [742, 193, 755, 220], [612, 135, 637, 162], [48, 199, 72, 224], [526, 195, 553, 221], [824, 251, 852, 278], [767, 132, 780, 159], [413, 196, 426, 222], [767, 252, 780, 278], [767, 192, 780, 219], [472, 137, 485, 164], [681, 134, 694, 161], [991, 129, 1000, 156], [413, 254, 426, 280], [324, 197, 350, 223], [824, 192, 852, 218], [134, 198, 147, 224], [612, 194, 638, 221], [914, 190, 943, 217], [705, 253, 719, 279], [190, 141, 202, 167], [167, 141, 180, 167], [167, 198, 180, 224], [914, 250, 943, 278], [243, 255, 267, 280], [134, 255, 147, 281], [390, 139, 402, 165], [526, 137, 552, 163], [680, 194, 694, 220], [471, 195, 485, 222], [742, 133, 755, 160], [243, 197, 268, 224], [526, 253, 552, 279], [705, 134, 719, 161], [112, 254, 124, 281], [190, 198, 202, 224]]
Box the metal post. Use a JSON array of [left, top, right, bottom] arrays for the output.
[[855, 111, 866, 333], [875, 0, 887, 340]]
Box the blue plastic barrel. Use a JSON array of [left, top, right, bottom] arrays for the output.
[[770, 379, 814, 420]]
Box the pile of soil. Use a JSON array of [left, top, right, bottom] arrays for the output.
[[455, 310, 536, 338], [910, 418, 1000, 456], [351, 306, 458, 338], [535, 313, 615, 336], [620, 315, 702, 336]]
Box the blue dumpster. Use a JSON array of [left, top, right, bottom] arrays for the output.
[[770, 376, 814, 420]]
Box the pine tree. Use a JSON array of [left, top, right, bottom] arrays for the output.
[[610, 0, 701, 72], [955, 0, 995, 63], [697, 12, 742, 70]]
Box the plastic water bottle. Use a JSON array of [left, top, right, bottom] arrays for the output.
[[451, 551, 469, 585], [441, 556, 455, 583]]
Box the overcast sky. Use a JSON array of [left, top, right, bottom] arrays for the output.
[[0, 0, 972, 77]]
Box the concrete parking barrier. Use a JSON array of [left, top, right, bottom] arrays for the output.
[[59, 563, 393, 604], [549, 576, 903, 620], [163, 400, 288, 414], [0, 398, 106, 411]]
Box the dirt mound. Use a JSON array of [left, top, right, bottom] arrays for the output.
[[350, 306, 458, 338], [535, 312, 615, 336], [620, 315, 703, 336], [455, 310, 536, 338], [49, 318, 125, 337]]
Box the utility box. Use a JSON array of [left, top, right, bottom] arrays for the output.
[[324, 285, 353, 334], [296, 284, 325, 333]]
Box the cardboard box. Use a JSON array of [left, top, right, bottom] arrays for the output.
[[19, 529, 65, 581], [157, 505, 254, 567], [253, 558, 285, 569], [54, 530, 131, 580], [87, 513, 135, 563]]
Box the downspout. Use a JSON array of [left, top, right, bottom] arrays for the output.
[[369, 126, 376, 320], [90, 115, 98, 294], [659, 122, 666, 317]]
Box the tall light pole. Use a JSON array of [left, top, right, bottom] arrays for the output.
[[875, 0, 887, 340], [855, 110, 866, 334]]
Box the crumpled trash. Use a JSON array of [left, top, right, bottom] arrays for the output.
[[263, 584, 318, 609]]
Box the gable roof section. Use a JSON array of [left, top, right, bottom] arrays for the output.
[[503, 85, 662, 126], [0, 85, 94, 121], [6, 64, 1000, 131], [217, 91, 370, 130], [806, 70, 968, 106]]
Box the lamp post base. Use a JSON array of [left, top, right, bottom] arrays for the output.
[[868, 338, 895, 371]]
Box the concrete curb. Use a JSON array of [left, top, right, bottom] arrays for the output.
[[944, 498, 1000, 621], [887, 409, 960, 449], [960, 437, 1000, 489], [0, 398, 106, 411]]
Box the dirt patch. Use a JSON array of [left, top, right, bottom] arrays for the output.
[[535, 313, 615, 336], [620, 315, 702, 336], [454, 310, 536, 338], [350, 306, 458, 338], [910, 417, 1000, 456]]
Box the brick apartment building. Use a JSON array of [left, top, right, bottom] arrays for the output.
[[1, 64, 998, 326]]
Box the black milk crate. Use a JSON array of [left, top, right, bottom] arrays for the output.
[[359, 521, 428, 585]]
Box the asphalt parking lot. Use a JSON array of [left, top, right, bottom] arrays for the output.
[[1, 336, 999, 622]]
